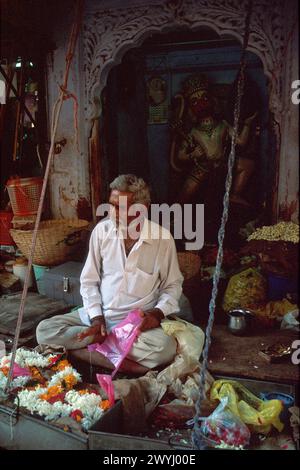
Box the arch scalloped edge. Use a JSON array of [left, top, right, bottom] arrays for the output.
[[84, 13, 284, 123]]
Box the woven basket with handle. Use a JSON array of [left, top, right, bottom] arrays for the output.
[[10, 219, 90, 266]]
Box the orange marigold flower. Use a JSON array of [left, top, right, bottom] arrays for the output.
[[100, 400, 110, 411], [39, 385, 63, 401], [78, 389, 89, 395], [0, 366, 9, 376], [29, 366, 45, 383], [52, 360, 71, 372], [39, 393, 48, 401], [58, 360, 70, 370], [63, 374, 78, 389]]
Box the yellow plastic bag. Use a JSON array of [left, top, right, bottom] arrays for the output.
[[252, 299, 298, 322], [223, 268, 267, 312], [210, 379, 284, 434]]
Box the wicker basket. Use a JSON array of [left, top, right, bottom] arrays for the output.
[[10, 219, 90, 266], [177, 252, 201, 281], [6, 177, 43, 216]]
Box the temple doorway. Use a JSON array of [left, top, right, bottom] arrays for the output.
[[99, 27, 274, 248]]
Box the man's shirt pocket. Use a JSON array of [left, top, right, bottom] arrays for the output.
[[124, 267, 159, 299]]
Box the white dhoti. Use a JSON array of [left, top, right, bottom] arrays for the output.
[[36, 309, 177, 369]]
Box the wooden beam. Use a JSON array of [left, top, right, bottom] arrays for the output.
[[88, 118, 102, 223]]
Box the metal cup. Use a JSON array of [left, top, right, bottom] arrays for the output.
[[227, 308, 254, 335]]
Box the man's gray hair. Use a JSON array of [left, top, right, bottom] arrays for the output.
[[110, 174, 151, 204]]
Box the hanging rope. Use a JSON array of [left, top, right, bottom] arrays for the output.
[[5, 0, 84, 393], [192, 0, 254, 449]]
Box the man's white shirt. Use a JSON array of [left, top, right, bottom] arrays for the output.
[[78, 217, 183, 331]]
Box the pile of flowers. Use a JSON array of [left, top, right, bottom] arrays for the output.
[[247, 221, 299, 243], [0, 348, 110, 431]]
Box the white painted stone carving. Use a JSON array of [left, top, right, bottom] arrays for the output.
[[83, 0, 290, 124]]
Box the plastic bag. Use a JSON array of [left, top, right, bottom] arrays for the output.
[[161, 316, 205, 362], [200, 398, 251, 448], [210, 379, 284, 434], [223, 267, 267, 312], [157, 316, 205, 386], [88, 309, 143, 404], [152, 319, 212, 419], [97, 374, 115, 406], [281, 309, 299, 331], [251, 299, 298, 327]]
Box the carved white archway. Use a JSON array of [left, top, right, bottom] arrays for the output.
[[83, 0, 289, 127]]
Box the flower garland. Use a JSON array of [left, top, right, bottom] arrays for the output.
[[0, 348, 111, 431], [1, 348, 58, 369], [65, 390, 108, 430], [17, 387, 73, 422], [15, 386, 109, 430], [0, 371, 31, 396], [47, 366, 81, 389]]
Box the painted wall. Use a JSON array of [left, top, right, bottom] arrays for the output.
[[45, 7, 90, 220], [45, 0, 298, 222]]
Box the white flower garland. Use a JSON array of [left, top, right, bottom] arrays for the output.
[[16, 387, 104, 430], [1, 348, 57, 369], [0, 370, 31, 395], [0, 348, 59, 396], [48, 366, 81, 388], [1, 348, 107, 431], [16, 387, 73, 421], [65, 390, 104, 430]]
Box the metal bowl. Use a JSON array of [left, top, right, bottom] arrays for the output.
[[227, 308, 254, 335]]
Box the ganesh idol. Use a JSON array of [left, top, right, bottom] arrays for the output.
[[170, 73, 258, 205]]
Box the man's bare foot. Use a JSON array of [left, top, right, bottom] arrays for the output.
[[69, 350, 149, 376]]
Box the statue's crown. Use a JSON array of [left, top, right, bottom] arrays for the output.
[[182, 74, 209, 98]]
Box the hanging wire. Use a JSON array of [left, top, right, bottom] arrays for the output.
[[191, 0, 254, 450], [5, 0, 84, 394]]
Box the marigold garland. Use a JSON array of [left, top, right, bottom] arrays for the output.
[[0, 348, 111, 431], [51, 359, 70, 372]]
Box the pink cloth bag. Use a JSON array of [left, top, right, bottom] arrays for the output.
[[88, 309, 143, 405]]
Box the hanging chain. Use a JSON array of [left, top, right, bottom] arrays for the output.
[[192, 0, 253, 450]]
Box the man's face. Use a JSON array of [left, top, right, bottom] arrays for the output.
[[108, 189, 149, 230], [109, 190, 134, 227]]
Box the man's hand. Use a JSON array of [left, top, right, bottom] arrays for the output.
[[139, 308, 164, 333], [77, 316, 107, 344]]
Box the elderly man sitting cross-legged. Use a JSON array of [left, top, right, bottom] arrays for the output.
[[36, 174, 184, 375]]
